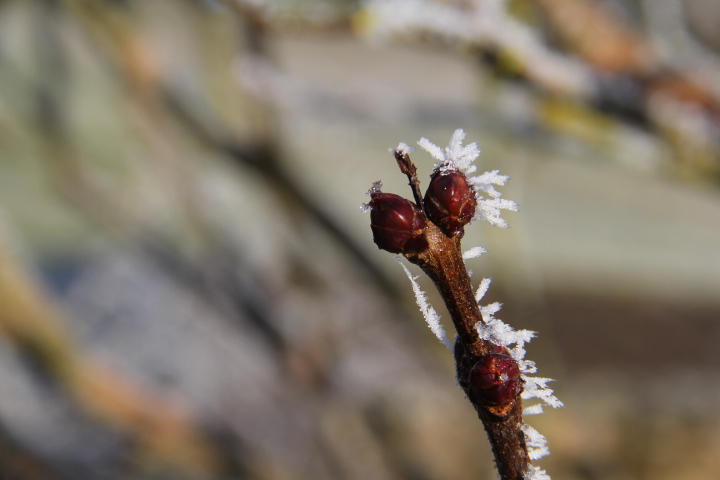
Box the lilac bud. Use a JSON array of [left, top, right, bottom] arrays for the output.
[[369, 192, 428, 254], [468, 353, 522, 406], [424, 171, 476, 237]]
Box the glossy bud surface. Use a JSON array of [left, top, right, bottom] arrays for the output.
[[468, 353, 522, 406], [369, 192, 428, 254], [423, 171, 476, 237]]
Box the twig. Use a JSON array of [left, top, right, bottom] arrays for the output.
[[394, 149, 424, 210], [367, 131, 556, 480], [400, 159, 530, 480]]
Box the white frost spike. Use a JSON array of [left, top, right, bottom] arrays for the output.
[[397, 258, 453, 350], [523, 377, 564, 409], [476, 301, 536, 361], [523, 404, 544, 416], [475, 278, 492, 303], [416, 136, 446, 165], [480, 302, 502, 318], [473, 197, 519, 228], [417, 128, 480, 174], [463, 246, 487, 260], [522, 424, 550, 460], [527, 466, 552, 480], [519, 359, 538, 374], [391, 142, 416, 155]]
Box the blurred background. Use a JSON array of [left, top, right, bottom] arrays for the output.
[[1, 0, 720, 479]]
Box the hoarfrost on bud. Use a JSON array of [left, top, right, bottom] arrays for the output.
[[418, 128, 480, 174], [367, 180, 383, 196], [475, 285, 563, 410], [477, 303, 536, 362], [397, 258, 453, 350], [361, 181, 384, 212], [417, 129, 517, 228]]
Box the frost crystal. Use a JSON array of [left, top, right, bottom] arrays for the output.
[[474, 277, 492, 303], [417, 129, 518, 228], [523, 404, 544, 416], [527, 466, 552, 480], [418, 129, 480, 174], [361, 181, 384, 212], [367, 180, 383, 196], [391, 142, 416, 155], [397, 258, 453, 350], [522, 424, 550, 460], [462, 246, 487, 260], [523, 376, 564, 409]]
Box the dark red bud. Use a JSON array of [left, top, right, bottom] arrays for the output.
[[369, 192, 428, 254], [468, 353, 522, 406], [423, 171, 477, 237]]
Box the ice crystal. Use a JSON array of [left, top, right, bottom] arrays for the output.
[[391, 142, 416, 155], [523, 376, 564, 409], [527, 466, 552, 480], [367, 180, 383, 196], [522, 424, 550, 460], [462, 246, 487, 260], [418, 129, 480, 174], [523, 404, 544, 416], [397, 258, 453, 350], [361, 181, 384, 212], [474, 277, 492, 304]]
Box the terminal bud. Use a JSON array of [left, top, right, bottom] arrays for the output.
[[369, 192, 428, 254], [424, 171, 477, 237]]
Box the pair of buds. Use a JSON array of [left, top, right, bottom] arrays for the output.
[[369, 170, 477, 254]]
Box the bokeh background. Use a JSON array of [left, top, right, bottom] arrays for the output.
[[1, 0, 720, 479]]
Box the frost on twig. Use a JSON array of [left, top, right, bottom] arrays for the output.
[[527, 466, 553, 480], [463, 246, 487, 260], [366, 129, 560, 480], [522, 424, 550, 460], [397, 258, 453, 350], [391, 142, 416, 156]]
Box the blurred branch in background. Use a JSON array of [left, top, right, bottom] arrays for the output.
[[1, 1, 720, 479], [0, 238, 220, 477], [360, 0, 720, 179]]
